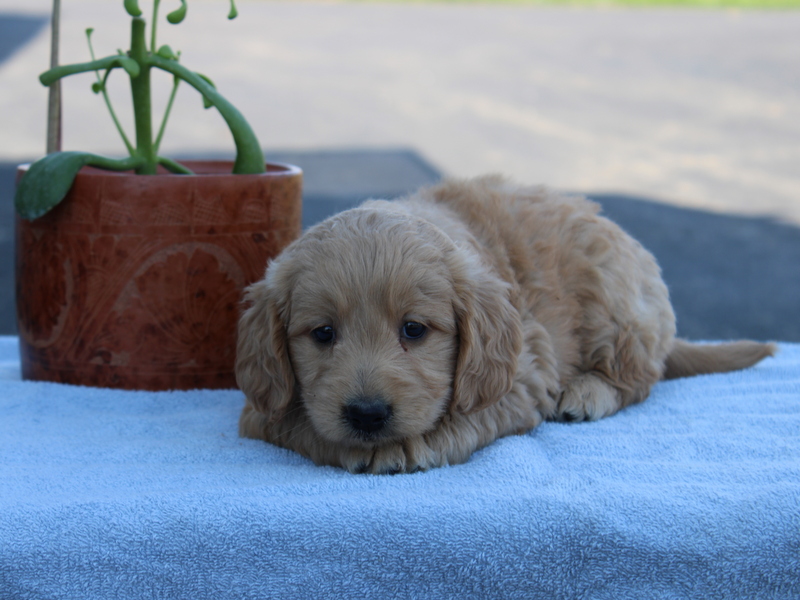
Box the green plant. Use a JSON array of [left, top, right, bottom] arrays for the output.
[[15, 0, 265, 220]]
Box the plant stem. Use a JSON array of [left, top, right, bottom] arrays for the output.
[[158, 156, 193, 174], [129, 17, 156, 174], [98, 74, 136, 156], [46, 0, 61, 154], [150, 0, 161, 53], [85, 153, 146, 172], [150, 55, 266, 174], [40, 56, 139, 85], [87, 32, 135, 155], [154, 76, 180, 154]]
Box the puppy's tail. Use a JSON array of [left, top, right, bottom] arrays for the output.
[[662, 339, 777, 380]]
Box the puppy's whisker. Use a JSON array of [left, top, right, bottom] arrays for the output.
[[285, 420, 315, 444], [277, 403, 320, 444]]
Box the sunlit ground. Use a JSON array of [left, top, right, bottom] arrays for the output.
[[344, 0, 800, 8]]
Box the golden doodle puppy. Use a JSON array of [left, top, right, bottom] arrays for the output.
[[236, 176, 775, 474]]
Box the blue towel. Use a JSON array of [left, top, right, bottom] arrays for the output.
[[0, 335, 798, 599]]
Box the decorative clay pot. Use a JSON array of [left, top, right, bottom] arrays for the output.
[[15, 161, 302, 390]]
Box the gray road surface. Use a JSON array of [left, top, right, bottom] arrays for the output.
[[1, 3, 798, 342]]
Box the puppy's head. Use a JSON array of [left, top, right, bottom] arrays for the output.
[[236, 203, 521, 448]]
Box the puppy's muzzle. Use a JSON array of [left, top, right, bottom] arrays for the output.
[[343, 399, 392, 436]]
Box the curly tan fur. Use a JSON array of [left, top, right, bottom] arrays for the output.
[[236, 176, 775, 474]]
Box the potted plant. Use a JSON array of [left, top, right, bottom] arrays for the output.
[[14, 0, 302, 390]]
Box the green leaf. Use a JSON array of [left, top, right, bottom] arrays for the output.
[[14, 152, 144, 220], [114, 56, 140, 78], [196, 73, 216, 89], [124, 0, 143, 17], [196, 73, 216, 109], [156, 44, 177, 60], [228, 0, 238, 19], [167, 0, 187, 24]]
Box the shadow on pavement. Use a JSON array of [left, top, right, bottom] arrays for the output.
[[0, 13, 47, 64], [3, 153, 798, 342], [265, 148, 443, 230], [592, 194, 799, 343]]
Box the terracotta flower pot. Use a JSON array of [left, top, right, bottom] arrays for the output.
[[15, 160, 302, 390]]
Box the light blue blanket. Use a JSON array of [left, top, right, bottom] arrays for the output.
[[0, 335, 798, 599]]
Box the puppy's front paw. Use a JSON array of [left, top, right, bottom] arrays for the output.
[[374, 437, 444, 474], [340, 437, 442, 474], [557, 373, 620, 422], [338, 444, 407, 475], [338, 446, 378, 474]]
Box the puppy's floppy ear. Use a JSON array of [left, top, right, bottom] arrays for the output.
[[235, 276, 295, 424], [451, 265, 522, 414]]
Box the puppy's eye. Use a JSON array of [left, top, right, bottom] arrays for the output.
[[401, 321, 427, 340], [311, 326, 335, 345]]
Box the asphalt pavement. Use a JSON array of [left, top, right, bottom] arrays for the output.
[[1, 3, 798, 342]]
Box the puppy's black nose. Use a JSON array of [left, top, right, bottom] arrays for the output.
[[343, 400, 392, 434]]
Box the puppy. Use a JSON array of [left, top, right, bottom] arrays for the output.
[[236, 176, 775, 474]]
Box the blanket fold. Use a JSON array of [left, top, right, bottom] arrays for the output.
[[0, 336, 798, 599]]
